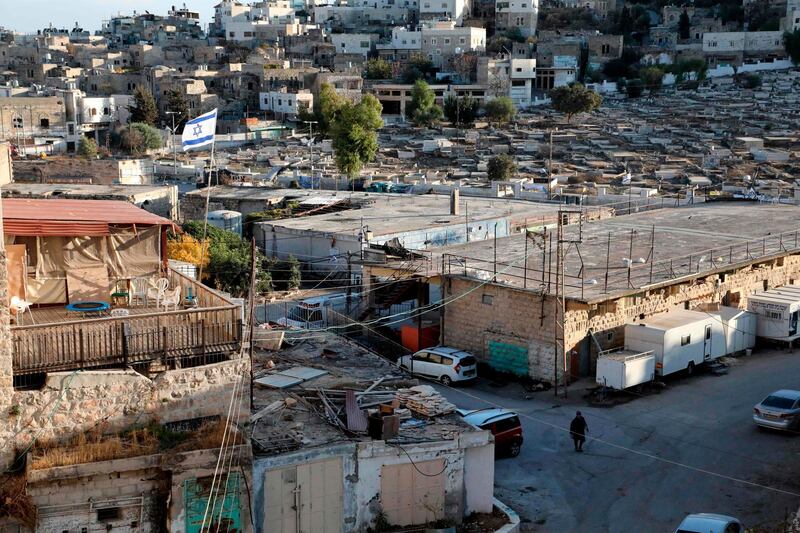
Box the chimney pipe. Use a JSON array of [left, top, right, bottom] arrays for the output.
[[450, 189, 460, 216]]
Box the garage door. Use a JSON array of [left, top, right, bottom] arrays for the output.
[[380, 459, 446, 527], [264, 458, 343, 533]]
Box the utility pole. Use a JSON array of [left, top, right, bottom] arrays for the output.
[[346, 252, 352, 316], [247, 237, 258, 410], [302, 120, 318, 190], [548, 129, 554, 200]]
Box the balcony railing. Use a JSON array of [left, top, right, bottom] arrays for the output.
[[12, 268, 243, 379]]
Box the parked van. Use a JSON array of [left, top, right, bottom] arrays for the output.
[[457, 408, 524, 457], [275, 292, 356, 329], [397, 346, 478, 385]]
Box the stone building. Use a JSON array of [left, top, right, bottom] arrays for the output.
[[370, 204, 800, 385], [0, 198, 250, 531]]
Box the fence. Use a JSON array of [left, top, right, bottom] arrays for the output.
[[12, 306, 242, 377], [326, 308, 411, 362]]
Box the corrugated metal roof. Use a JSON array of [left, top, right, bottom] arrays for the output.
[[1, 198, 176, 236]]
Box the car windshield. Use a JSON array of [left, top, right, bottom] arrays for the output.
[[460, 356, 477, 366], [761, 395, 797, 409]]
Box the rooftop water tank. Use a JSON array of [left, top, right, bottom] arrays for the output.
[[207, 210, 242, 237]]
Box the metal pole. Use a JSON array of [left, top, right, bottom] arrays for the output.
[[604, 231, 611, 292], [523, 230, 529, 289], [493, 223, 498, 281], [548, 129, 554, 200], [248, 237, 257, 410]]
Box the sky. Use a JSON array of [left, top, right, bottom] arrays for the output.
[[0, 0, 220, 34]]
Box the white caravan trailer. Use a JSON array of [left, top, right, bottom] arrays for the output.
[[596, 349, 656, 390], [624, 309, 726, 377], [746, 286, 800, 342], [707, 306, 757, 354]]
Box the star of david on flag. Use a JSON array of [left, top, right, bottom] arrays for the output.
[[181, 108, 217, 151]]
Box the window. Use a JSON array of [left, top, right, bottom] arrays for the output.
[[96, 507, 121, 521], [428, 353, 442, 364], [412, 352, 429, 362], [431, 38, 437, 44], [40, 118, 49, 128], [681, 335, 691, 346], [360, 41, 370, 48], [103, 107, 110, 115], [493, 416, 520, 433], [512, 79, 526, 86], [444, 38, 450, 44], [482, 294, 493, 305], [459, 37, 465, 44], [601, 43, 610, 54], [440, 356, 453, 365]]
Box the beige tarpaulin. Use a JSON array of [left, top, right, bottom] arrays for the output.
[[107, 226, 160, 278], [27, 278, 67, 304], [36, 236, 66, 279], [6, 244, 27, 301], [66, 265, 110, 302]]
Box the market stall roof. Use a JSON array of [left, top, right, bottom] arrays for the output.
[[1, 198, 178, 236]]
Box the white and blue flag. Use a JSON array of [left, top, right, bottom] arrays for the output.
[[182, 108, 217, 151]]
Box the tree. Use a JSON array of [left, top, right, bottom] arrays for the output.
[[549, 84, 601, 123], [330, 94, 383, 179], [401, 53, 433, 83], [625, 78, 644, 98], [785, 30, 800, 65], [443, 95, 480, 127], [487, 154, 517, 182], [181, 221, 272, 296], [405, 80, 442, 127], [317, 82, 347, 135], [639, 66, 664, 95], [121, 122, 163, 154], [167, 234, 209, 272], [129, 86, 158, 126], [77, 137, 98, 159], [740, 73, 762, 89], [164, 89, 189, 130], [364, 58, 392, 79], [484, 96, 516, 124], [678, 10, 691, 40], [450, 53, 478, 83]]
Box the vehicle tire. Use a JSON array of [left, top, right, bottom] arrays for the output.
[[508, 440, 522, 457], [686, 362, 695, 376], [440, 375, 452, 386]]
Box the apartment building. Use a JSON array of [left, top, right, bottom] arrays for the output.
[[495, 0, 539, 38], [421, 21, 486, 68]]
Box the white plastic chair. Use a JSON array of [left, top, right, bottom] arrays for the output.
[[159, 286, 182, 311], [130, 277, 150, 307], [147, 278, 170, 308], [110, 308, 130, 318], [10, 296, 34, 325]]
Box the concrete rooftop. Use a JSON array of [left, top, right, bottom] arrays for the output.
[[427, 202, 800, 302], [258, 193, 565, 237]]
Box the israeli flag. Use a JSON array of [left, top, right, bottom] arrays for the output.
[[182, 108, 217, 151]]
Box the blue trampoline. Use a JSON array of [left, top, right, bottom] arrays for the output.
[[66, 301, 111, 316]]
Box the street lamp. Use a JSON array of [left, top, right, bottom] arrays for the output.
[[165, 110, 181, 177], [301, 119, 318, 190]]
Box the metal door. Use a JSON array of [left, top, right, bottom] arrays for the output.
[[265, 458, 343, 533], [704, 324, 712, 359], [380, 459, 446, 526], [184, 474, 242, 533]]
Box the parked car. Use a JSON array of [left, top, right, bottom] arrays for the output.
[[457, 408, 524, 457], [674, 513, 743, 533], [397, 347, 477, 385], [753, 389, 800, 431]]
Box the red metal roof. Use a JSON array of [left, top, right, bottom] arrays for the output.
[[1, 198, 177, 237]]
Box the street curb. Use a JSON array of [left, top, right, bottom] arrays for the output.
[[493, 497, 521, 533]]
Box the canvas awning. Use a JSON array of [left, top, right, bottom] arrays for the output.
[[1, 198, 177, 237]]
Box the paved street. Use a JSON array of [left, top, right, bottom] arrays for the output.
[[436, 348, 800, 532]]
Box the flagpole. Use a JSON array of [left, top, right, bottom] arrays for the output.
[[196, 112, 217, 284]]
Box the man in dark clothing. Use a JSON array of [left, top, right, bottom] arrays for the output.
[[570, 411, 588, 452]]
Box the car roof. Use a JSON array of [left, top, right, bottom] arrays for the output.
[[457, 407, 517, 426], [420, 346, 474, 358], [765, 389, 800, 399], [678, 513, 740, 531]]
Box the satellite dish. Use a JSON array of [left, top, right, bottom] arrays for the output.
[[455, 47, 462, 54]]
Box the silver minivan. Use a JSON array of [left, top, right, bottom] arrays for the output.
[[398, 346, 478, 385]]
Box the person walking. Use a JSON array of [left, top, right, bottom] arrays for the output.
[[570, 411, 588, 452]]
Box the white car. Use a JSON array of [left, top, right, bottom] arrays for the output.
[[675, 513, 743, 533], [398, 347, 478, 386]]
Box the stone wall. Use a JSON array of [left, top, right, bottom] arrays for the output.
[[1, 359, 249, 469], [443, 254, 800, 382], [0, 250, 12, 409]]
